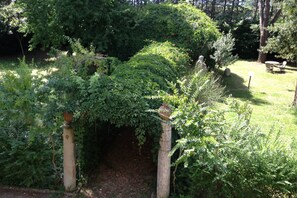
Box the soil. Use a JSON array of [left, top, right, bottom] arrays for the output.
[[82, 128, 156, 198], [0, 187, 74, 198]]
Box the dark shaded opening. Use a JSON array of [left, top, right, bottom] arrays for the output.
[[84, 124, 156, 197]]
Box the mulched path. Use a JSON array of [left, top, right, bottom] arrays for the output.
[[82, 128, 156, 198]]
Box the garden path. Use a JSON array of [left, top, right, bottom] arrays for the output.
[[82, 128, 156, 198]]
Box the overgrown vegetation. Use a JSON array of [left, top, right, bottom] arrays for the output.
[[156, 70, 297, 197], [0, 62, 62, 188], [0, 41, 190, 187], [130, 3, 220, 60], [1, 0, 297, 196], [16, 2, 219, 60]]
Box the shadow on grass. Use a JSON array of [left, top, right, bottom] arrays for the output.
[[223, 72, 270, 106]]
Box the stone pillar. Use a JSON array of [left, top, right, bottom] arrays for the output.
[[63, 114, 76, 191], [157, 103, 172, 198]]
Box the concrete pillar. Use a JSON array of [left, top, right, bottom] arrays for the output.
[[63, 121, 76, 191], [157, 103, 172, 198]]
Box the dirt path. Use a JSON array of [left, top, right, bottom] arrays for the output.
[[0, 186, 74, 198], [82, 128, 156, 198]]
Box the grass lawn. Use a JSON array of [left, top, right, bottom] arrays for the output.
[[0, 56, 54, 77], [223, 60, 297, 142], [0, 59, 19, 72]]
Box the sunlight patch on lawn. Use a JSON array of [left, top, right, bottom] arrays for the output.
[[223, 60, 297, 141]]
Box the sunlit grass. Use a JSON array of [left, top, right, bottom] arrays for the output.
[[223, 60, 297, 141], [0, 57, 55, 77]]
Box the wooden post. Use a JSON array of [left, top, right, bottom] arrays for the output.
[[157, 103, 172, 198], [63, 113, 76, 191], [293, 81, 297, 106]]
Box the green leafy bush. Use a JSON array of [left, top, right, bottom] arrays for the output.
[[0, 62, 62, 188], [210, 32, 238, 69], [131, 3, 220, 60], [19, 1, 219, 61]]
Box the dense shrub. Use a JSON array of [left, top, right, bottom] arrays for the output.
[[130, 3, 220, 61], [0, 62, 62, 188], [19, 1, 219, 61], [210, 32, 238, 68]]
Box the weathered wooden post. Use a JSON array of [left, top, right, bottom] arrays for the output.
[[293, 81, 297, 106], [157, 103, 172, 198], [63, 112, 76, 191]]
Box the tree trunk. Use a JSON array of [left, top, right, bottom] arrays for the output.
[[16, 34, 25, 57], [211, 0, 216, 19], [257, 0, 270, 63], [205, 0, 209, 13], [223, 0, 227, 14], [253, 0, 259, 21], [230, 0, 236, 23]]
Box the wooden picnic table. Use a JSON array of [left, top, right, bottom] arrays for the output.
[[265, 61, 280, 72]]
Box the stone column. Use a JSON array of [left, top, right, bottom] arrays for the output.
[[157, 103, 172, 198], [63, 114, 76, 191]]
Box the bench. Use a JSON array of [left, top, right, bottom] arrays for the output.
[[265, 61, 287, 73], [275, 61, 287, 72]]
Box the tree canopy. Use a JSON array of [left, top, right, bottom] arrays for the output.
[[263, 0, 297, 63]]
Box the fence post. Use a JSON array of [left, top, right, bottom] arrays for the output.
[[63, 113, 76, 191], [293, 81, 297, 106], [157, 103, 172, 198]]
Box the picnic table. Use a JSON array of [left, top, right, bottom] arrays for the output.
[[265, 61, 280, 72]]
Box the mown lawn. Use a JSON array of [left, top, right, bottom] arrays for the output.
[[223, 60, 297, 142], [0, 56, 53, 77], [0, 59, 19, 72]]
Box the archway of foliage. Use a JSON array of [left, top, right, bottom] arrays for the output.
[[45, 41, 190, 173], [0, 41, 189, 187]]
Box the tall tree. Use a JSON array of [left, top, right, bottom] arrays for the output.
[[263, 0, 297, 63], [0, 2, 27, 56], [257, 0, 281, 63]]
